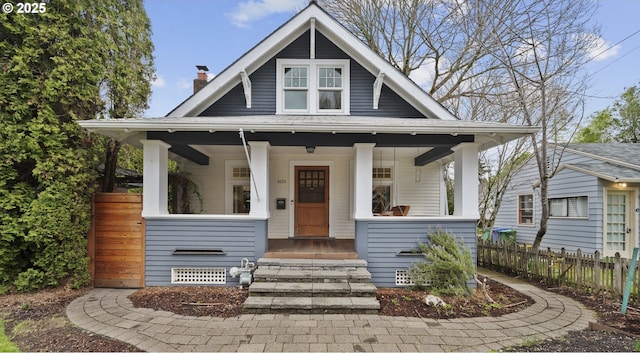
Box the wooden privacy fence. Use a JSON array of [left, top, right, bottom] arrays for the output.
[[87, 193, 144, 288], [477, 239, 639, 305]]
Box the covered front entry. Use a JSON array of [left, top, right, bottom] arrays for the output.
[[294, 165, 330, 237]]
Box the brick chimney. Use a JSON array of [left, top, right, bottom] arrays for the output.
[[193, 65, 209, 93]]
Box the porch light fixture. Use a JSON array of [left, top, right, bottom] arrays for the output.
[[306, 146, 315, 153], [618, 182, 628, 188]]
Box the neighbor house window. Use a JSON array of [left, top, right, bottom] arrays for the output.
[[277, 59, 349, 114], [549, 196, 588, 218], [518, 194, 534, 225], [372, 166, 393, 214]]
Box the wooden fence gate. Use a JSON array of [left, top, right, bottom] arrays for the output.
[[88, 193, 144, 288]]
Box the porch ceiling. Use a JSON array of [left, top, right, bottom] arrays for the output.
[[150, 131, 471, 166]]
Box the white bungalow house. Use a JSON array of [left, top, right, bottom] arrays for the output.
[[79, 3, 536, 287]]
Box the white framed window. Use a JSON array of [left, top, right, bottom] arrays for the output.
[[225, 161, 251, 214], [276, 59, 349, 114], [549, 196, 588, 218], [518, 194, 534, 225], [372, 165, 394, 214]]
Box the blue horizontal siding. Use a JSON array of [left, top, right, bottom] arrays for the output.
[[145, 218, 266, 286], [199, 30, 425, 118], [356, 219, 477, 287]]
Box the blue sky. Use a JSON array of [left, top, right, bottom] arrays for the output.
[[143, 0, 640, 120]]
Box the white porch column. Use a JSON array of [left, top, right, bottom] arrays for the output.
[[141, 139, 170, 216], [248, 141, 270, 219], [353, 143, 376, 219], [452, 143, 479, 218]]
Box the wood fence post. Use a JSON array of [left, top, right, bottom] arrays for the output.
[[559, 248, 566, 287], [614, 252, 622, 297], [533, 247, 540, 279], [547, 247, 553, 286], [520, 244, 530, 278], [503, 242, 508, 270], [487, 240, 493, 268], [513, 243, 519, 275], [594, 251, 601, 295], [576, 249, 582, 291]]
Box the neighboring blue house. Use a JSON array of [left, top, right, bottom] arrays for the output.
[[494, 143, 640, 259], [79, 3, 534, 287]]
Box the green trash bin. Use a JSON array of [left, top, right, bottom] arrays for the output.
[[499, 229, 517, 245]]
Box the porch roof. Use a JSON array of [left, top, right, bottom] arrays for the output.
[[79, 115, 538, 152]]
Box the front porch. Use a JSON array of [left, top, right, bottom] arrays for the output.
[[265, 238, 357, 259]]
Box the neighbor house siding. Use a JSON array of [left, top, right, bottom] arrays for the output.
[[495, 148, 604, 253], [145, 218, 266, 286], [542, 167, 601, 253], [356, 219, 476, 287], [199, 31, 424, 118], [494, 155, 540, 238]]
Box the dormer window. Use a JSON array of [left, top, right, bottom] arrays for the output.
[[277, 59, 349, 114]]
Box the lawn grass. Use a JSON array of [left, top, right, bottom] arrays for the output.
[[0, 319, 20, 352]]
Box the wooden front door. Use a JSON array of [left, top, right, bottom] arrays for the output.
[[294, 166, 329, 237]]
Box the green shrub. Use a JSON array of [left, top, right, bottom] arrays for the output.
[[409, 228, 475, 296]]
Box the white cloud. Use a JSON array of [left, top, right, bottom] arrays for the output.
[[409, 59, 437, 88], [151, 75, 167, 88], [229, 0, 305, 28], [583, 33, 620, 62], [177, 78, 192, 91]]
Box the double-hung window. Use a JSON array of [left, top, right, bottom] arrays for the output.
[[277, 59, 349, 114], [518, 194, 534, 225]]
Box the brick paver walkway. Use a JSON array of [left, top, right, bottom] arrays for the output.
[[66, 269, 596, 352]]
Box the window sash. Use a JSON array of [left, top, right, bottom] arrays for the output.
[[518, 194, 534, 224], [548, 196, 588, 218]]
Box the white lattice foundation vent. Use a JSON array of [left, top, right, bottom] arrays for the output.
[[171, 268, 227, 284], [395, 269, 414, 286]]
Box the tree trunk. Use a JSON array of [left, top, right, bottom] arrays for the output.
[[532, 175, 549, 249], [102, 138, 122, 192]]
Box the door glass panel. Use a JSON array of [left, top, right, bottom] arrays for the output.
[[606, 193, 627, 253], [298, 169, 325, 203]]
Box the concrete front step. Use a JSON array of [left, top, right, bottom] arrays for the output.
[[244, 257, 380, 314], [249, 281, 376, 297], [243, 296, 380, 314], [253, 268, 372, 283], [256, 258, 368, 271]]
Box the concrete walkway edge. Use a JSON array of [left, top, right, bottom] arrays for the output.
[[66, 269, 596, 352]]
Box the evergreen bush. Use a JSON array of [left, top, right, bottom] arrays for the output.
[[409, 228, 475, 296]]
